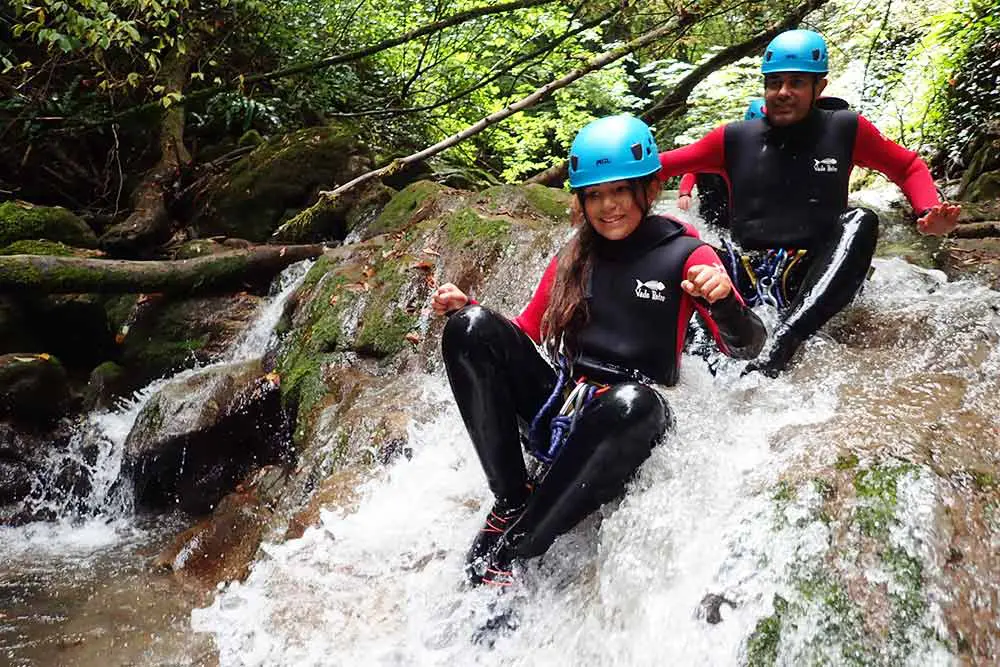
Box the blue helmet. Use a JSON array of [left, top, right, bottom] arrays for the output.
[[745, 98, 766, 120], [762, 29, 829, 75], [568, 115, 660, 189]]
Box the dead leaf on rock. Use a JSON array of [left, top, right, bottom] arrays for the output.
[[422, 247, 440, 256], [329, 294, 339, 306], [405, 332, 421, 345], [410, 260, 434, 271]]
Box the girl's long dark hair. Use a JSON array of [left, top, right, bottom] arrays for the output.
[[540, 175, 656, 358]]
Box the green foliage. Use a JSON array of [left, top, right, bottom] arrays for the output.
[[929, 0, 1000, 165]]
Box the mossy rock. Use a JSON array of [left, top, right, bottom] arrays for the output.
[[362, 180, 453, 239], [116, 294, 262, 388], [958, 140, 1000, 199], [0, 353, 71, 423], [0, 239, 76, 256], [965, 170, 1000, 202], [83, 361, 128, 412], [0, 201, 97, 249], [195, 123, 371, 242], [478, 184, 571, 223]]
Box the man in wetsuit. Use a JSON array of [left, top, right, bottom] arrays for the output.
[[676, 99, 765, 230], [658, 29, 962, 376]]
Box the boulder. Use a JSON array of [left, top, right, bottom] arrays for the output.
[[0, 201, 98, 248], [0, 353, 71, 424], [193, 124, 371, 241], [125, 360, 293, 514], [107, 292, 263, 389], [155, 466, 289, 589]]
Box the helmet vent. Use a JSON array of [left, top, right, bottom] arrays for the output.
[[630, 143, 643, 160], [766, 50, 773, 61], [570, 155, 579, 172], [812, 49, 821, 60]]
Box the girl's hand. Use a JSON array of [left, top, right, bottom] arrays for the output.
[[432, 283, 469, 316], [681, 264, 732, 303]]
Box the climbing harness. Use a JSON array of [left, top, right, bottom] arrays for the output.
[[722, 242, 807, 310], [526, 355, 633, 465]]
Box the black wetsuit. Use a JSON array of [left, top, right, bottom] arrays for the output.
[[720, 106, 879, 373], [442, 216, 765, 582]]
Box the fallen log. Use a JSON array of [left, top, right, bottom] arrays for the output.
[[952, 221, 1000, 239], [0, 244, 324, 295]]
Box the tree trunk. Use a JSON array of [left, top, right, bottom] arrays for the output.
[[98, 42, 200, 257], [0, 245, 324, 294]]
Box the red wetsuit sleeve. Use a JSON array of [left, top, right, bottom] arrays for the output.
[[852, 115, 940, 213], [510, 256, 558, 344], [674, 244, 747, 361], [658, 126, 728, 181], [678, 173, 696, 196]]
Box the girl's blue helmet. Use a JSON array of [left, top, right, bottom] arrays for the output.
[[745, 98, 766, 120], [568, 115, 660, 189], [762, 29, 829, 75]]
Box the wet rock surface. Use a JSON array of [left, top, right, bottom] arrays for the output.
[[125, 360, 294, 514]]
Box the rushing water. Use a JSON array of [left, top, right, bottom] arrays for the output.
[[189, 224, 1000, 663], [0, 261, 312, 667]]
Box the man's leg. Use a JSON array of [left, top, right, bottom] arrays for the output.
[[749, 207, 879, 376]]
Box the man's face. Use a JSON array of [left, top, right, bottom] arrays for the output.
[[763, 72, 827, 126]]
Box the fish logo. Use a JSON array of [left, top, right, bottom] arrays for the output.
[[813, 157, 838, 173], [635, 279, 667, 302]]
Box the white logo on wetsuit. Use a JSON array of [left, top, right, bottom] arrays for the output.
[[635, 279, 666, 301], [813, 157, 838, 173]]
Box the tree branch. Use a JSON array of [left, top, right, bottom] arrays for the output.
[[271, 13, 698, 241], [55, 0, 561, 129], [327, 0, 625, 119], [525, 0, 832, 186]]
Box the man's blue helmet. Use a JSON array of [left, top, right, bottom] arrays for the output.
[[568, 115, 660, 189], [745, 98, 766, 120], [762, 29, 829, 75]]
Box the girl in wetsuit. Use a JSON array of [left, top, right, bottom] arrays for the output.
[[431, 115, 766, 586]]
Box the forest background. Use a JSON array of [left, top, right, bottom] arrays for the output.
[[0, 0, 997, 254]]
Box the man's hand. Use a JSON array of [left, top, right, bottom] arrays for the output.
[[681, 264, 732, 304], [677, 194, 692, 212], [917, 202, 961, 236], [432, 282, 469, 316]]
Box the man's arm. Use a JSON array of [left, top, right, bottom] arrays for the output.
[[852, 115, 940, 213], [658, 126, 728, 181]]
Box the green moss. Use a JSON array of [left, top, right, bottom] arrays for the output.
[[970, 470, 998, 492], [0, 201, 97, 248], [882, 546, 926, 627], [444, 208, 511, 247], [237, 129, 264, 148], [836, 452, 859, 470], [523, 183, 572, 219], [853, 462, 918, 538], [772, 480, 796, 503], [0, 239, 76, 256], [201, 123, 362, 241], [367, 180, 445, 237], [355, 308, 416, 357], [746, 597, 785, 667], [174, 239, 223, 259]]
